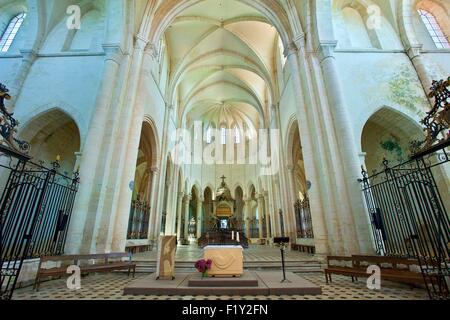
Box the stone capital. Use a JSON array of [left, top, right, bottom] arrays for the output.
[[178, 192, 185, 199], [183, 195, 192, 203], [165, 102, 174, 111], [144, 42, 159, 59], [406, 45, 423, 60], [19, 49, 37, 63], [317, 41, 338, 62], [292, 33, 306, 50], [284, 41, 299, 58], [102, 44, 124, 64], [151, 166, 159, 174], [271, 103, 280, 110], [134, 34, 148, 51]]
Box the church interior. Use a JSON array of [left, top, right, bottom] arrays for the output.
[[0, 0, 449, 303]]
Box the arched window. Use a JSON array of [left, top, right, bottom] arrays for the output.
[[234, 126, 241, 144], [205, 126, 212, 144], [220, 127, 227, 145], [0, 13, 27, 52], [418, 9, 450, 49]]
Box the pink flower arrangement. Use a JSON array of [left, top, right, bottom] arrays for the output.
[[195, 259, 212, 277]]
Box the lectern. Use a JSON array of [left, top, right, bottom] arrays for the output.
[[274, 237, 290, 283]]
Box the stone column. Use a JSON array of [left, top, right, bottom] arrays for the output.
[[286, 165, 298, 235], [407, 45, 433, 101], [263, 192, 271, 239], [110, 38, 152, 252], [176, 192, 184, 241], [318, 41, 372, 253], [8, 49, 36, 110], [257, 194, 264, 239], [196, 197, 203, 239], [183, 195, 191, 241], [153, 104, 174, 240], [285, 37, 332, 255], [244, 198, 251, 238], [147, 166, 159, 240], [66, 45, 123, 253], [73, 151, 83, 173]]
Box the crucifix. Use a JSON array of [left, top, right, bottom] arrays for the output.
[[220, 175, 226, 186]]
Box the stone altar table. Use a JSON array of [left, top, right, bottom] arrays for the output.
[[204, 245, 244, 277]]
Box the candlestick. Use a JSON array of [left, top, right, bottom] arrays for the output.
[[231, 231, 234, 240], [236, 232, 240, 243]]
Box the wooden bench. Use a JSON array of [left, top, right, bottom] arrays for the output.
[[324, 255, 424, 286], [291, 243, 315, 254], [34, 252, 136, 291]]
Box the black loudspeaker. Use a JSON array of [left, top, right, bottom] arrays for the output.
[[274, 237, 290, 244]]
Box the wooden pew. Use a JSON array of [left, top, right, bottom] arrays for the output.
[[324, 255, 424, 286], [34, 252, 136, 291]]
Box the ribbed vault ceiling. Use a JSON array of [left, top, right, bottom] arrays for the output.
[[164, 0, 281, 131]]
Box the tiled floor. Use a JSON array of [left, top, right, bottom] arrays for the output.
[[133, 245, 318, 262], [13, 272, 428, 300]]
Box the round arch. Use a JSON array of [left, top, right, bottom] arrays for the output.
[[361, 106, 424, 172], [18, 108, 81, 173]]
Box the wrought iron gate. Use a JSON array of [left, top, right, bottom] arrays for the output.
[[360, 77, 450, 300], [360, 143, 450, 300], [294, 197, 314, 239], [0, 146, 79, 300]]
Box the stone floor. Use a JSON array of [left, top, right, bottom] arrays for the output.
[[13, 272, 428, 300], [132, 244, 318, 262]]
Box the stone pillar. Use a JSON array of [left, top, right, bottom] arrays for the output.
[[263, 192, 271, 239], [196, 197, 203, 239], [318, 41, 373, 253], [8, 49, 36, 110], [73, 151, 83, 173], [257, 194, 264, 239], [285, 37, 332, 255], [183, 195, 191, 241], [153, 104, 174, 240], [407, 45, 433, 101], [110, 38, 152, 252], [66, 45, 123, 254], [244, 198, 251, 237], [165, 168, 180, 235], [176, 192, 184, 241], [147, 166, 159, 240], [286, 165, 298, 236]]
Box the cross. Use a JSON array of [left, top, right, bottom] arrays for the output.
[[220, 175, 226, 184]]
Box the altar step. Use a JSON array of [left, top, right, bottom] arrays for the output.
[[124, 271, 322, 296], [133, 260, 323, 274]]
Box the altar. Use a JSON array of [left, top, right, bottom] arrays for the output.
[[204, 245, 244, 277]]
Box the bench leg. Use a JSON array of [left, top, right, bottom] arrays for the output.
[[325, 272, 329, 284], [34, 277, 41, 292], [351, 276, 354, 282]]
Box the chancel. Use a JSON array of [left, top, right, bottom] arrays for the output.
[[0, 0, 449, 302]]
